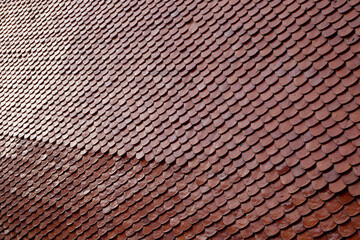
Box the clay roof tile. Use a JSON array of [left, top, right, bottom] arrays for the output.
[[0, 0, 359, 238]]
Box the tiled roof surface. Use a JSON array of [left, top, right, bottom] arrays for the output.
[[0, 0, 360, 239]]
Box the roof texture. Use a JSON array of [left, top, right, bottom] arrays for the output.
[[0, 0, 360, 239]]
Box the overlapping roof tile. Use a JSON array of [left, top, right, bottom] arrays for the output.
[[0, 0, 360, 239]]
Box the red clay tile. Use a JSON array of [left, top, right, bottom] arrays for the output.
[[303, 213, 319, 228], [348, 181, 360, 196], [338, 221, 357, 237], [0, 0, 359, 239], [318, 217, 336, 233], [325, 198, 343, 214], [351, 213, 360, 229]]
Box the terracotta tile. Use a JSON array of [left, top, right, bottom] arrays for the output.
[[348, 181, 360, 196], [338, 221, 356, 237], [280, 227, 296, 240], [314, 206, 330, 221], [319, 216, 336, 233], [344, 200, 360, 217], [351, 214, 360, 229], [302, 212, 319, 228], [0, 0, 360, 239]]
